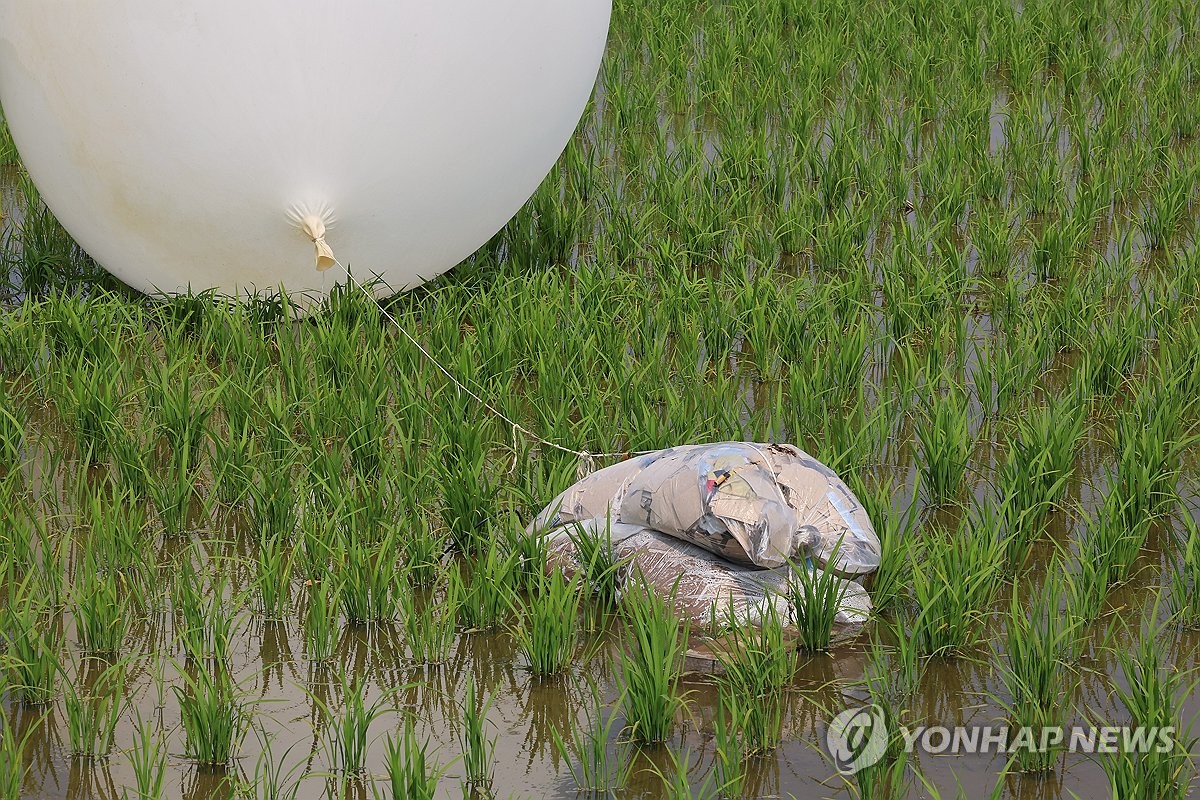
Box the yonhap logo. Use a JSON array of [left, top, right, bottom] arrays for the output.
[[827, 704, 889, 774]]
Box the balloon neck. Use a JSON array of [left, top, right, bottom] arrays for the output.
[[300, 215, 337, 272]]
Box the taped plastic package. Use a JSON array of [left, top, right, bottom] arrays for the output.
[[532, 442, 881, 575]]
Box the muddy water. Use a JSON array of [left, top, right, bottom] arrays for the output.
[[4, 379, 1199, 800]]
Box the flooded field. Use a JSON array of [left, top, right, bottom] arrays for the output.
[[4, 0, 1200, 798]]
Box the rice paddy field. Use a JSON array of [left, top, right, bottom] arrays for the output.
[[3, 0, 1200, 797]]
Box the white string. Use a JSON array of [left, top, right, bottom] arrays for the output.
[[353, 279, 638, 465]]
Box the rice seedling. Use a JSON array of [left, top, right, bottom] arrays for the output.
[[54, 352, 120, 464], [1101, 610, 1197, 799], [123, 714, 167, 800], [859, 482, 917, 615], [714, 598, 795, 754], [551, 678, 630, 795], [255, 532, 294, 621], [459, 675, 496, 787], [909, 511, 1005, 657], [564, 515, 629, 609], [379, 715, 443, 800], [1, 574, 63, 705], [620, 576, 689, 745], [316, 671, 391, 777], [173, 664, 249, 767], [913, 383, 972, 506], [655, 748, 717, 800], [788, 542, 851, 652], [0, 711, 37, 800], [243, 732, 303, 800], [338, 527, 404, 625], [0, 383, 24, 473], [400, 575, 460, 665], [455, 540, 517, 632], [304, 578, 342, 663], [713, 691, 745, 798], [72, 558, 130, 655], [992, 582, 1079, 773], [63, 658, 127, 759], [1170, 514, 1200, 628], [512, 569, 580, 678]]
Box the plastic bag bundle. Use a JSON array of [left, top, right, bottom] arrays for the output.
[[532, 442, 880, 575]]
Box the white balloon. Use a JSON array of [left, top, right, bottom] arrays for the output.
[[0, 1, 611, 301]]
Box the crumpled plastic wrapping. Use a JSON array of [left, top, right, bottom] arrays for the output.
[[532, 442, 880, 576], [538, 518, 871, 643]]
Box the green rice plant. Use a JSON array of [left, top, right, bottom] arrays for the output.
[[403, 519, 446, 589], [123, 714, 167, 800], [63, 658, 127, 759], [155, 364, 214, 474], [913, 384, 972, 506], [1078, 304, 1143, 397], [1, 574, 63, 704], [620, 577, 689, 744], [212, 416, 256, 506], [1114, 384, 1194, 520], [105, 416, 153, 501], [1102, 611, 1197, 799], [512, 570, 580, 678], [255, 532, 295, 621], [503, 515, 550, 592], [173, 664, 249, 767], [337, 527, 404, 625], [551, 678, 630, 794], [714, 599, 795, 753], [565, 516, 629, 609], [243, 732, 303, 800], [860, 482, 918, 614], [909, 512, 1005, 657], [788, 541, 851, 652], [317, 671, 391, 777], [1170, 514, 1200, 628], [713, 691, 745, 798], [400, 575, 460, 665], [304, 578, 342, 663], [248, 457, 300, 542], [55, 353, 120, 464], [0, 711, 37, 800], [993, 582, 1079, 773], [455, 540, 516, 632], [655, 748, 717, 800], [72, 558, 130, 655], [0, 382, 24, 473], [148, 445, 202, 536], [459, 675, 496, 787], [379, 715, 442, 800]]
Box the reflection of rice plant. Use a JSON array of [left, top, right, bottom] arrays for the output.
[[551, 679, 630, 794], [620, 577, 689, 744]]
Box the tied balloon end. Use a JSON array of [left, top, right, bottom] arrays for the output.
[[299, 214, 337, 272]]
